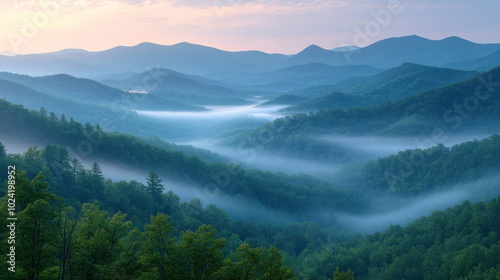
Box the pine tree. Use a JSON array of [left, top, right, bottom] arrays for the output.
[[146, 171, 164, 201], [91, 162, 104, 199]]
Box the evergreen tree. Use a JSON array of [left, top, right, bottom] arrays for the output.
[[91, 162, 104, 199], [146, 171, 164, 201]]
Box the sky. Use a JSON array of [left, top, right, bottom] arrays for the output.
[[0, 0, 499, 55]]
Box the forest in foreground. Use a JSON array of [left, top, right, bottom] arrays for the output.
[[1, 140, 500, 279]]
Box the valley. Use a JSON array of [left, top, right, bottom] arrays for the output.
[[1, 34, 500, 280]]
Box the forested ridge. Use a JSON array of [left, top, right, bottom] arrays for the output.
[[281, 63, 478, 113], [0, 98, 358, 213], [229, 67, 500, 163], [295, 198, 500, 280], [339, 134, 500, 196]]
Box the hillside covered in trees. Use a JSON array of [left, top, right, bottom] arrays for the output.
[[1, 142, 500, 279], [229, 67, 500, 163]]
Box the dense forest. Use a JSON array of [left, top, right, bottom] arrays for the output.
[[340, 134, 500, 196], [1, 142, 500, 279]]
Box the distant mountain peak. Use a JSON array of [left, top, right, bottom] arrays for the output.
[[296, 44, 330, 56], [134, 42, 162, 47], [303, 44, 324, 51], [441, 36, 475, 44]]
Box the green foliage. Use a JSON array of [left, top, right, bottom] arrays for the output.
[[146, 171, 164, 202], [215, 242, 295, 280], [18, 199, 58, 280], [301, 198, 500, 280], [230, 67, 500, 163], [139, 213, 176, 279], [333, 266, 355, 280], [283, 63, 477, 114], [177, 225, 227, 279], [340, 134, 500, 196]]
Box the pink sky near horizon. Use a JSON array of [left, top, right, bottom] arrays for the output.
[[0, 0, 499, 55]]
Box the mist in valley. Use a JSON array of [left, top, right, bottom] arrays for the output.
[[136, 103, 287, 141], [315, 133, 494, 163], [330, 174, 500, 234]]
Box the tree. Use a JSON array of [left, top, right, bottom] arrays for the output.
[[73, 202, 131, 279], [139, 213, 176, 280], [214, 242, 295, 280], [91, 162, 104, 199], [42, 145, 59, 171], [18, 199, 57, 280], [146, 171, 164, 201], [73, 202, 111, 279], [39, 106, 47, 118], [178, 225, 227, 279], [333, 266, 355, 280], [17, 172, 57, 211], [69, 158, 82, 186], [56, 205, 79, 280]]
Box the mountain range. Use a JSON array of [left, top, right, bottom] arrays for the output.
[[1, 36, 499, 80]]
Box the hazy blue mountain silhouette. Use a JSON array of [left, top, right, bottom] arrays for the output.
[[0, 36, 499, 78], [285, 36, 500, 68]]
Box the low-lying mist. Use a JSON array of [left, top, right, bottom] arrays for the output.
[[0, 137, 43, 155], [330, 174, 500, 234], [135, 103, 286, 141], [178, 138, 339, 177], [316, 133, 493, 161]]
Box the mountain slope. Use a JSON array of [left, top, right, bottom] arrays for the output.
[[258, 94, 310, 107], [101, 68, 255, 105], [0, 98, 358, 213], [217, 63, 381, 91], [282, 63, 478, 113], [308, 197, 500, 280], [0, 71, 208, 111], [228, 67, 500, 163], [447, 49, 500, 71], [335, 63, 478, 99], [281, 92, 369, 112]]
